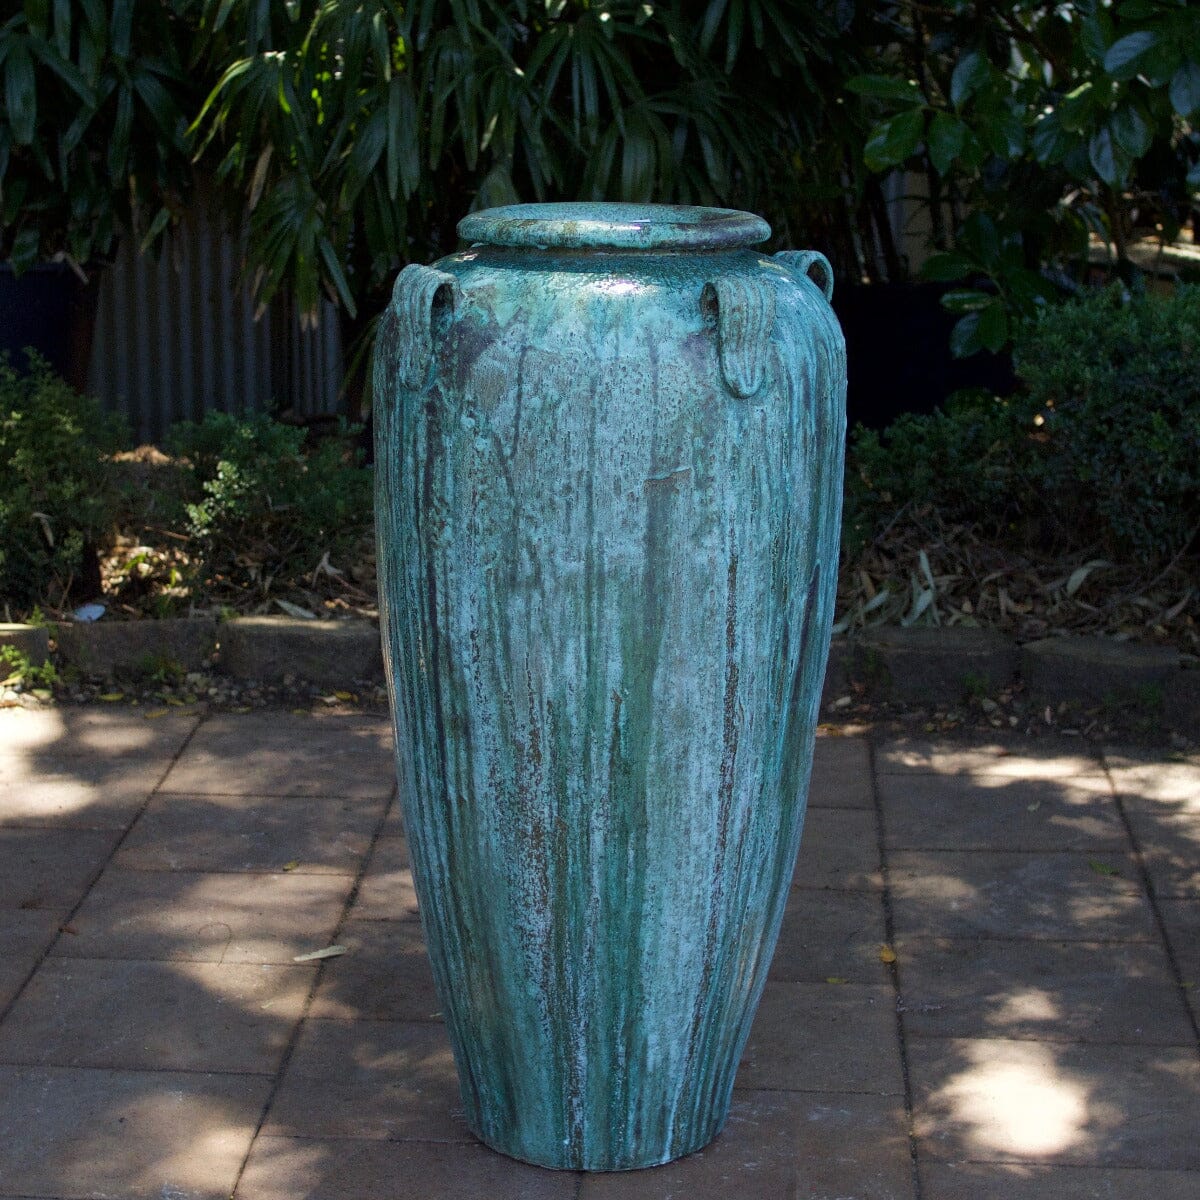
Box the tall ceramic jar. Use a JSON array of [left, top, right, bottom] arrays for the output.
[[374, 203, 846, 1172]]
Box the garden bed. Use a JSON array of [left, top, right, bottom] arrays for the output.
[[2, 286, 1197, 749], [2, 615, 1195, 749], [835, 509, 1198, 656]]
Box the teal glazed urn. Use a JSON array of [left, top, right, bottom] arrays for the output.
[[373, 203, 846, 1171]]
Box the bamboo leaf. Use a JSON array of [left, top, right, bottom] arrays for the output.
[[4, 40, 37, 146], [1065, 560, 1112, 597], [846, 74, 923, 104]]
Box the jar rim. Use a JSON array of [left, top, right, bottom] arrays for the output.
[[458, 203, 771, 251]]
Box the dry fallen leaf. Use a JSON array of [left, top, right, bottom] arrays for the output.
[[825, 976, 849, 985], [879, 944, 897, 964], [281, 860, 301, 872], [293, 945, 348, 963], [1088, 859, 1120, 877], [144, 708, 169, 719], [98, 692, 124, 702]]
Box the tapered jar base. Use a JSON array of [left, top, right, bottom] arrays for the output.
[[467, 1101, 730, 1172]]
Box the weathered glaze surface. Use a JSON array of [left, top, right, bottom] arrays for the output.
[[373, 203, 846, 1171]]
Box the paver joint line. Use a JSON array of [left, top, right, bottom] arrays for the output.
[[0, 714, 204, 1030], [866, 736, 926, 1200], [1099, 748, 1200, 1053], [224, 772, 401, 1199], [5, 712, 1200, 1197]]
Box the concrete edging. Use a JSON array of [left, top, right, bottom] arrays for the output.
[[1, 618, 1194, 733], [215, 616, 382, 687], [35, 616, 382, 689], [824, 628, 1196, 735]]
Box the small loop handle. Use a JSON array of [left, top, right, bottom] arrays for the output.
[[773, 250, 835, 303], [700, 276, 777, 399], [389, 264, 458, 391]]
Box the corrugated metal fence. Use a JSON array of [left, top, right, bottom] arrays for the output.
[[87, 205, 342, 445]]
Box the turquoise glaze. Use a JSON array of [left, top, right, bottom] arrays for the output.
[[373, 202, 846, 1171]]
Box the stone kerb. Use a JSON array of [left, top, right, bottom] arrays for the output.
[[1021, 636, 1180, 707], [5, 617, 1196, 736], [0, 623, 51, 666], [215, 616, 383, 687], [850, 626, 1018, 704], [833, 628, 1194, 736], [53, 617, 218, 678]]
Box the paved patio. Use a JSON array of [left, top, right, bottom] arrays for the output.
[[0, 706, 1197, 1199]]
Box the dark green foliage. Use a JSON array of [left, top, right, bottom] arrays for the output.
[[850, 1, 1200, 355], [0, 2, 198, 270], [846, 285, 1200, 565], [167, 413, 373, 593], [0, 354, 129, 607], [188, 0, 872, 322], [1016, 284, 1200, 561], [843, 388, 1032, 555]]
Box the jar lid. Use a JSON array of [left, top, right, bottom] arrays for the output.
[[458, 203, 771, 251]]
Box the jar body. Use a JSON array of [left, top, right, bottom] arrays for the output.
[[374, 210, 845, 1171]]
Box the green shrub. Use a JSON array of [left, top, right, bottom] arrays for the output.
[[846, 285, 1200, 566], [167, 413, 373, 593], [1016, 284, 1200, 562], [844, 388, 1035, 553], [0, 644, 58, 689], [0, 355, 129, 610]]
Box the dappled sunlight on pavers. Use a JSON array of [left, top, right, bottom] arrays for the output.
[[921, 1161, 1200, 1200], [878, 773, 1124, 852], [0, 757, 172, 828], [114, 792, 385, 875], [0, 706, 199, 758], [262, 1019, 470, 1143], [0, 957, 315, 1073], [350, 835, 421, 920], [795, 807, 883, 890], [922, 1040, 1093, 1158], [157, 711, 393, 798], [911, 1039, 1200, 1168], [889, 850, 1157, 941], [1103, 752, 1200, 806], [158, 710, 393, 796], [577, 1092, 913, 1200], [237, 1136, 579, 1200], [875, 737, 1102, 779], [51, 867, 355, 964], [897, 937, 1189, 1044], [0, 710, 1195, 1196], [0, 1064, 270, 1199]]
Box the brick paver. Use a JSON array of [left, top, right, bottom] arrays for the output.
[[0, 706, 1196, 1199]]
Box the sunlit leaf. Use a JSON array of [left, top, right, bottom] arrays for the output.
[[1103, 30, 1159, 80], [949, 51, 989, 108], [1169, 60, 1200, 117]]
